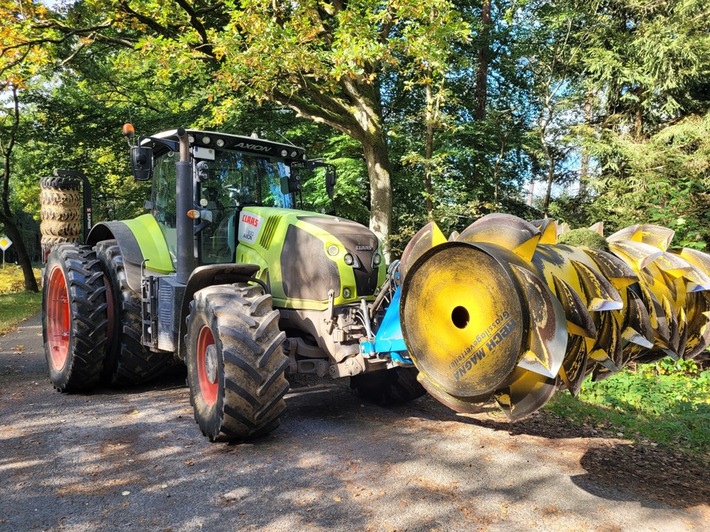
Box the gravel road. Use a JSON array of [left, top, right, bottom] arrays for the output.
[[1, 314, 707, 531]]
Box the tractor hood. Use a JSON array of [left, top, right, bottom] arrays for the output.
[[235, 207, 386, 310]]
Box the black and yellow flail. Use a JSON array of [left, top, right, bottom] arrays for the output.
[[399, 213, 710, 420]]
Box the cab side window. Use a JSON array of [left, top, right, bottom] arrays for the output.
[[152, 152, 178, 265]]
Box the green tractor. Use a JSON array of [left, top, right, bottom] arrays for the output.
[[42, 126, 424, 441], [42, 126, 710, 440]]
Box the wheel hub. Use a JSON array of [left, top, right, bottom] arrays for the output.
[[47, 266, 71, 371], [205, 345, 218, 385], [196, 324, 219, 407]]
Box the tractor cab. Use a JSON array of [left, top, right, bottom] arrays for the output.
[[130, 129, 327, 267]]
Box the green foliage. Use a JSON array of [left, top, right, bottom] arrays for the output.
[[549, 359, 710, 455], [584, 112, 710, 248], [557, 228, 609, 251], [301, 134, 370, 226]]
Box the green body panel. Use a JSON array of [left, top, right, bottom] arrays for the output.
[[119, 208, 384, 310], [236, 207, 386, 310], [123, 214, 175, 273]]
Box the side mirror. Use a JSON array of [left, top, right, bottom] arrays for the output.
[[325, 165, 336, 200], [131, 146, 153, 181]]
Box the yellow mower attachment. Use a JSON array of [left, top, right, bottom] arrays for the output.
[[399, 214, 710, 420]]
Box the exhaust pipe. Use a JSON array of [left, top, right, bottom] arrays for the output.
[[175, 127, 196, 284]]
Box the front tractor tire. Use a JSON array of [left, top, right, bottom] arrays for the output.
[[185, 284, 289, 442], [42, 244, 109, 392], [96, 240, 173, 386]]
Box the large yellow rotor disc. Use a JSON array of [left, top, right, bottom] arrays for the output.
[[401, 242, 525, 397]]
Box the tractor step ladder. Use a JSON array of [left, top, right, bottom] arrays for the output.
[[141, 275, 160, 350]]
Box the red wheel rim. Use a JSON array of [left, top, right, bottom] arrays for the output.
[[47, 267, 70, 371], [196, 325, 219, 406]]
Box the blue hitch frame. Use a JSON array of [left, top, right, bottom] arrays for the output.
[[359, 286, 414, 367]]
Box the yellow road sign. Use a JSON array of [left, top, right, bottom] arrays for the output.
[[0, 236, 12, 251]]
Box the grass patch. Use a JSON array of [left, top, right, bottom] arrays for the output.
[[0, 291, 42, 334], [0, 265, 42, 334], [548, 359, 710, 456], [0, 265, 42, 294]]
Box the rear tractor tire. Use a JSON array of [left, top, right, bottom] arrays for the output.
[[42, 244, 109, 392], [185, 284, 289, 441], [350, 366, 426, 405], [96, 240, 173, 386]]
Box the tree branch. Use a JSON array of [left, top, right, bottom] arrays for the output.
[[272, 88, 361, 140], [174, 0, 216, 58], [118, 0, 179, 40]]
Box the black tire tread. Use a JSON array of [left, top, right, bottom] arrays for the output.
[[42, 244, 109, 392], [186, 283, 289, 441], [40, 176, 81, 191], [96, 240, 173, 386]]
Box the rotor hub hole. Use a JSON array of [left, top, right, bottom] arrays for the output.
[[451, 306, 470, 329]]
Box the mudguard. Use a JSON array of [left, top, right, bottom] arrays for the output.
[[176, 264, 261, 360], [87, 215, 174, 291]]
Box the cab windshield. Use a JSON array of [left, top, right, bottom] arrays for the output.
[[152, 148, 294, 267], [199, 150, 294, 263]]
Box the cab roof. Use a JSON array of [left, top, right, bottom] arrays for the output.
[[142, 129, 308, 161]]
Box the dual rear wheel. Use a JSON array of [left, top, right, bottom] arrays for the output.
[[43, 240, 172, 391]]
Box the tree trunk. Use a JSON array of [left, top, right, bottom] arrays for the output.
[[362, 135, 392, 262], [579, 149, 589, 197], [424, 82, 435, 219], [578, 92, 593, 197], [0, 214, 38, 292], [474, 0, 492, 121], [543, 158, 554, 216], [1, 85, 39, 292], [527, 179, 534, 206]]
